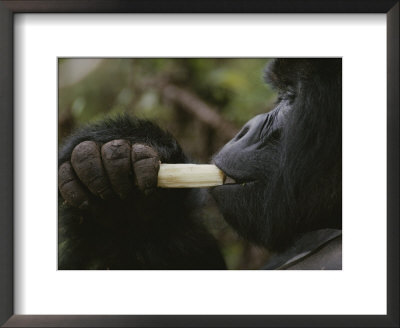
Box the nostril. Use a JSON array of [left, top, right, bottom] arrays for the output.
[[235, 126, 249, 141]]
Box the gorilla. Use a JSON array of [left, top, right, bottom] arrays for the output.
[[58, 58, 342, 270]]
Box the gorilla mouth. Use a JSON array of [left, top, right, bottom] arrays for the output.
[[211, 170, 257, 196], [223, 175, 256, 186], [213, 160, 256, 186], [217, 166, 255, 186]]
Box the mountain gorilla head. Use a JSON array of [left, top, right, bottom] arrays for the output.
[[211, 58, 342, 252]]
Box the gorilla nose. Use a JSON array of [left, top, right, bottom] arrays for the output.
[[231, 113, 271, 146], [212, 112, 273, 178], [234, 126, 250, 141]]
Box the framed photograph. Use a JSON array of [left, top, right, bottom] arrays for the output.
[[0, 1, 398, 327]]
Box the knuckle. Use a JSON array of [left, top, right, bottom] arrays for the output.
[[131, 144, 158, 162], [71, 141, 101, 172], [102, 139, 131, 161], [74, 140, 98, 153], [59, 161, 72, 175], [72, 141, 99, 163], [101, 140, 133, 198], [70, 141, 114, 199]]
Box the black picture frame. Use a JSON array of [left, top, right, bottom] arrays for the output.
[[0, 1, 398, 327]]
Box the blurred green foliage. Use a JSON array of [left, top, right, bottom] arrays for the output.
[[59, 58, 276, 269], [59, 59, 276, 134]]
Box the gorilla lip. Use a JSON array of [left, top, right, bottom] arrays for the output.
[[213, 161, 251, 186]]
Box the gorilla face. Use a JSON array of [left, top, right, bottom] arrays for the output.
[[211, 59, 342, 252]]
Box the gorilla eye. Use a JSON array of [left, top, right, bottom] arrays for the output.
[[286, 90, 296, 102], [277, 88, 296, 104]]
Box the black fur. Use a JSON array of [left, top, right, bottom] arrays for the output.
[[58, 58, 342, 269]]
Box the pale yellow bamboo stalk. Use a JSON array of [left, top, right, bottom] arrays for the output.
[[157, 164, 225, 188]]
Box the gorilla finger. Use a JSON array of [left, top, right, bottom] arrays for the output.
[[58, 162, 90, 209], [101, 139, 133, 199], [133, 157, 160, 193], [131, 144, 160, 193], [71, 141, 114, 200], [131, 143, 159, 162]]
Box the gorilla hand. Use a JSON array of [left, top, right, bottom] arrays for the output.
[[58, 140, 160, 209]]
